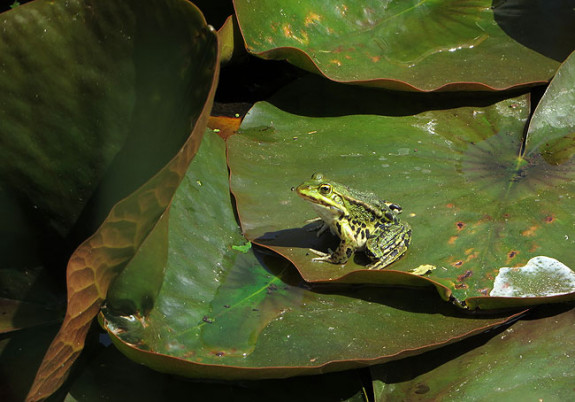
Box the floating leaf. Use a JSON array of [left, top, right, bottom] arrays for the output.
[[227, 51, 575, 309], [234, 0, 575, 91], [2, 0, 220, 399], [100, 130, 522, 380], [371, 305, 575, 400], [63, 342, 368, 402]]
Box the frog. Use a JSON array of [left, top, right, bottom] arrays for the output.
[[295, 172, 411, 270]]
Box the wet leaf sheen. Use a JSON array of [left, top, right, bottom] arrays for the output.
[[101, 131, 522, 379], [228, 52, 575, 309]]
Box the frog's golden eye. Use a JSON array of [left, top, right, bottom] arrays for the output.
[[319, 184, 331, 195]]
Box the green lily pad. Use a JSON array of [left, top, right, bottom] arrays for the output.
[[227, 51, 575, 309], [371, 304, 575, 401], [100, 130, 523, 380], [234, 0, 575, 91]]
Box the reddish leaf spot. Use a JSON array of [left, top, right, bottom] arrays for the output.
[[451, 260, 464, 267], [371, 56, 380, 63], [446, 203, 455, 209], [304, 12, 321, 26], [521, 225, 538, 237], [457, 270, 473, 282], [330, 59, 342, 66], [455, 283, 468, 289], [448, 235, 457, 245], [478, 288, 490, 296], [507, 250, 518, 259], [414, 383, 430, 394], [456, 221, 465, 231], [544, 215, 555, 223], [529, 243, 540, 252]]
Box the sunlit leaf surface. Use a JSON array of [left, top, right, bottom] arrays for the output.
[[101, 130, 522, 379], [228, 51, 575, 309], [234, 0, 575, 91]]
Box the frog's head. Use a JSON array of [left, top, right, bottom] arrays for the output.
[[295, 173, 348, 216]]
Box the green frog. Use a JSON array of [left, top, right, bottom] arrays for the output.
[[295, 173, 411, 270]]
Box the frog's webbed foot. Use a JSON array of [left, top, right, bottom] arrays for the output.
[[309, 242, 352, 265], [309, 248, 333, 262]]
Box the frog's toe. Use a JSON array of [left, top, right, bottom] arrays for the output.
[[309, 248, 331, 258]]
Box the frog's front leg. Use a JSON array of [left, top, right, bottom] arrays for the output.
[[304, 217, 330, 237], [310, 239, 355, 264]]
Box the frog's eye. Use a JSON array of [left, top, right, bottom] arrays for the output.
[[319, 184, 332, 195]]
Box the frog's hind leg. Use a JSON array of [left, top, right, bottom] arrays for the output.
[[366, 225, 411, 270]]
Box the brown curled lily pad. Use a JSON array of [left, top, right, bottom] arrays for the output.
[[99, 130, 523, 380], [234, 0, 575, 91], [1, 0, 220, 399], [227, 50, 575, 310]]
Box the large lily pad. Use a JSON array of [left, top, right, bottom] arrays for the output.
[[100, 130, 522, 380], [371, 304, 575, 400], [227, 51, 575, 309], [63, 342, 368, 402], [234, 0, 575, 91], [4, 0, 220, 399]]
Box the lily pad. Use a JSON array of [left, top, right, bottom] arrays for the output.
[[63, 342, 369, 402], [8, 0, 220, 399], [227, 51, 575, 309], [100, 130, 523, 380], [234, 0, 575, 91], [371, 304, 575, 401]]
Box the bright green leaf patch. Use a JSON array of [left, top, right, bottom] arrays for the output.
[[232, 241, 252, 253], [227, 53, 575, 309], [101, 131, 522, 379], [234, 0, 574, 90]]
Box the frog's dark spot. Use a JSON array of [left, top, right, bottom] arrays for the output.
[[365, 229, 371, 238], [390, 249, 399, 257], [404, 231, 412, 246], [361, 222, 366, 228], [390, 203, 402, 212], [508, 250, 518, 259], [370, 216, 375, 222], [544, 215, 555, 223], [355, 226, 362, 236], [456, 221, 465, 230], [335, 222, 342, 234], [457, 270, 472, 281], [384, 211, 395, 221], [360, 230, 365, 239], [346, 248, 353, 258]]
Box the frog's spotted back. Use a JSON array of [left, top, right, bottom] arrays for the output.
[[296, 173, 410, 269]]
